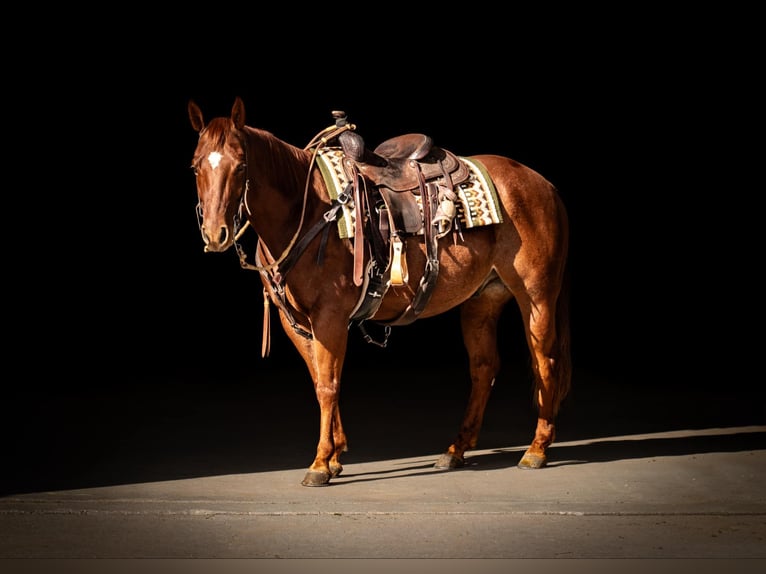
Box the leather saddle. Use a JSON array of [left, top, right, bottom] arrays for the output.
[[346, 133, 469, 191], [339, 129, 470, 235], [331, 114, 471, 326]]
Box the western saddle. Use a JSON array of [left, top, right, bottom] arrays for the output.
[[247, 111, 474, 351], [330, 111, 472, 335]]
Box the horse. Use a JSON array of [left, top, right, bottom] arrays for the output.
[[188, 97, 571, 487]]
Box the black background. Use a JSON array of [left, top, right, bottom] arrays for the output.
[[7, 9, 762, 472]]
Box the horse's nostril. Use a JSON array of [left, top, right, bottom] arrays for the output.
[[217, 226, 229, 245]]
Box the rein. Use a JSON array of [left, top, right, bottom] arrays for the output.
[[233, 122, 356, 274], [227, 122, 358, 355]]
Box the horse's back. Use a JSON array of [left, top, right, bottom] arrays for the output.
[[464, 154, 568, 295], [471, 153, 567, 247], [470, 154, 561, 206]]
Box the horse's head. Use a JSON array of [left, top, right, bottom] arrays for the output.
[[189, 97, 248, 253]]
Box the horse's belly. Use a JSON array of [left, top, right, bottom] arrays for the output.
[[371, 235, 499, 321]]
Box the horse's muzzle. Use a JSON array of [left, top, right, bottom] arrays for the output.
[[201, 225, 233, 252]]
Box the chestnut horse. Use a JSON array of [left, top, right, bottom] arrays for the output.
[[188, 97, 571, 486]]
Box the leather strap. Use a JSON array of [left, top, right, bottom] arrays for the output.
[[386, 167, 441, 326], [351, 168, 365, 286], [261, 287, 271, 358], [254, 200, 345, 344]]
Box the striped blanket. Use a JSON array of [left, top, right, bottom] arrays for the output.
[[315, 147, 502, 239]]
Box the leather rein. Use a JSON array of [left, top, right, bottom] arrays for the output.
[[218, 123, 358, 354]]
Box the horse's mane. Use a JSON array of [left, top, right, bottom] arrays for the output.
[[244, 126, 312, 198], [197, 119, 310, 198]]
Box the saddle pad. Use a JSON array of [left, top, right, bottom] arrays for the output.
[[455, 157, 503, 229], [315, 147, 502, 239], [316, 147, 355, 238]]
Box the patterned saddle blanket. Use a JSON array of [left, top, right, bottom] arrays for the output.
[[316, 147, 503, 239]]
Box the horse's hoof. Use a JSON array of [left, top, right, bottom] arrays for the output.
[[301, 470, 332, 486], [329, 463, 343, 478], [434, 453, 464, 470], [518, 452, 547, 469]]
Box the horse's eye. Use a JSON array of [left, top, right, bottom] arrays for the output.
[[191, 166, 199, 176], [236, 163, 247, 174]]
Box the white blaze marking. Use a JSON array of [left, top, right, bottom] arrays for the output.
[[207, 151, 223, 169]]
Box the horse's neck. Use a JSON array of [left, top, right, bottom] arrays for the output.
[[244, 127, 321, 248]]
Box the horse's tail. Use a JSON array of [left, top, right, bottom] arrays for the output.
[[552, 262, 572, 415]]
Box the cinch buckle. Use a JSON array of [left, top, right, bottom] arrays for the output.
[[336, 189, 351, 204]]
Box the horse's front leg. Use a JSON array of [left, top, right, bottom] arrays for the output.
[[302, 381, 347, 487], [297, 324, 350, 487], [275, 309, 349, 487]]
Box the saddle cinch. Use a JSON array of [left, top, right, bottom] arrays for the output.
[[331, 112, 471, 330]]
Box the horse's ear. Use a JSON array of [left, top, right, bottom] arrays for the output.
[[188, 100, 205, 133], [231, 97, 246, 130]]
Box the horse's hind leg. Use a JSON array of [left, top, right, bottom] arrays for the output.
[[515, 281, 571, 470], [435, 279, 511, 469]]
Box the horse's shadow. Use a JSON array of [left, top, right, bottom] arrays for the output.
[[334, 429, 766, 485], [2, 368, 764, 495]]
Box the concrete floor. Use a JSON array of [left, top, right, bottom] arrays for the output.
[[1, 363, 764, 569]]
